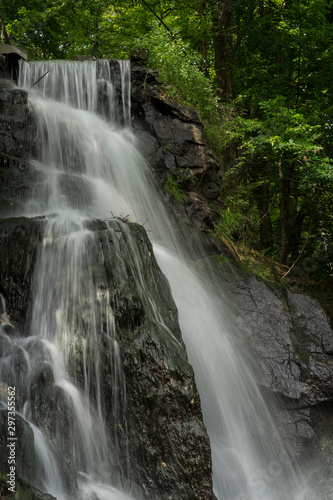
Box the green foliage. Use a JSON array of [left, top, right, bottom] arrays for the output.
[[214, 191, 251, 240], [3, 0, 333, 278], [205, 105, 259, 157], [3, 0, 141, 59], [238, 97, 328, 177], [164, 173, 187, 203], [134, 25, 219, 122], [219, 97, 333, 269]]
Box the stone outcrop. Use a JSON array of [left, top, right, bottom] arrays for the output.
[[131, 60, 221, 231], [0, 45, 28, 61], [203, 256, 333, 493], [0, 217, 213, 499], [0, 82, 36, 218], [216, 258, 333, 402]]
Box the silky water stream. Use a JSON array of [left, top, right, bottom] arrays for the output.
[[0, 59, 326, 499]]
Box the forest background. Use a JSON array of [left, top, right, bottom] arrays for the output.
[[2, 0, 333, 298]]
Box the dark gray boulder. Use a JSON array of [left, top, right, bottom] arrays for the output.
[[0, 216, 214, 500], [131, 60, 221, 231], [202, 256, 333, 494], [0, 84, 36, 218]]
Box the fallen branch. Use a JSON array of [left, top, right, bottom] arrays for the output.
[[31, 71, 50, 88], [109, 212, 131, 223], [0, 312, 14, 328], [281, 217, 313, 280]]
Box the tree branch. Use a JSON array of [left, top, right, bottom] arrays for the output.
[[233, 0, 260, 58], [140, 0, 187, 56], [281, 216, 312, 280]]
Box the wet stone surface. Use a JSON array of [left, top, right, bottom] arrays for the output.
[[0, 216, 214, 500]]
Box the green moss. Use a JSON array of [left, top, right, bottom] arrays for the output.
[[15, 482, 34, 500], [0, 474, 32, 500], [16, 479, 56, 500]]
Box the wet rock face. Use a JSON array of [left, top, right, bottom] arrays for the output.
[[131, 61, 221, 231], [121, 329, 212, 499], [0, 410, 36, 482], [120, 321, 212, 500], [0, 217, 44, 330], [216, 263, 333, 406], [208, 257, 333, 489], [0, 217, 214, 500], [0, 83, 36, 217]]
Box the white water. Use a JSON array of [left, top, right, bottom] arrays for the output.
[[0, 59, 325, 499]]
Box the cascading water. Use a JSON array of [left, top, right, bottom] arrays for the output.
[[0, 58, 326, 499]]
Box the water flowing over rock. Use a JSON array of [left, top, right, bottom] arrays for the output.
[[202, 258, 333, 486], [0, 59, 213, 500], [0, 216, 212, 499], [0, 56, 332, 500]]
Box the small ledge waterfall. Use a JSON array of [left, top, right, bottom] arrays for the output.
[[0, 59, 327, 499]]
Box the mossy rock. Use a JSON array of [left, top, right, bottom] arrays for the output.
[[0, 475, 56, 500]]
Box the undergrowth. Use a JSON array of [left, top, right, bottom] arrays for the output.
[[164, 173, 187, 202]]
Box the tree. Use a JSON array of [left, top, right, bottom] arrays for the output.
[[3, 0, 333, 275], [236, 98, 333, 265]]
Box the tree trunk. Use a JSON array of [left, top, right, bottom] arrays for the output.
[[278, 156, 298, 264], [212, 0, 236, 100], [0, 19, 10, 44], [198, 0, 210, 78], [255, 181, 274, 251], [93, 17, 100, 58]]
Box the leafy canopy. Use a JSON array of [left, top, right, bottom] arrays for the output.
[[3, 0, 333, 276]]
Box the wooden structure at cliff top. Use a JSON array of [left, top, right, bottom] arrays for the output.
[[0, 43, 28, 61]]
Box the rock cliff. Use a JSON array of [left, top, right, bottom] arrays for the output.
[[130, 57, 221, 232], [198, 257, 333, 495]]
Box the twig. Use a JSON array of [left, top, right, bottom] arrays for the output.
[[31, 71, 50, 88], [109, 212, 131, 223], [140, 0, 188, 56]]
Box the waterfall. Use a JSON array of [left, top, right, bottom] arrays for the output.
[[0, 58, 324, 499]]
